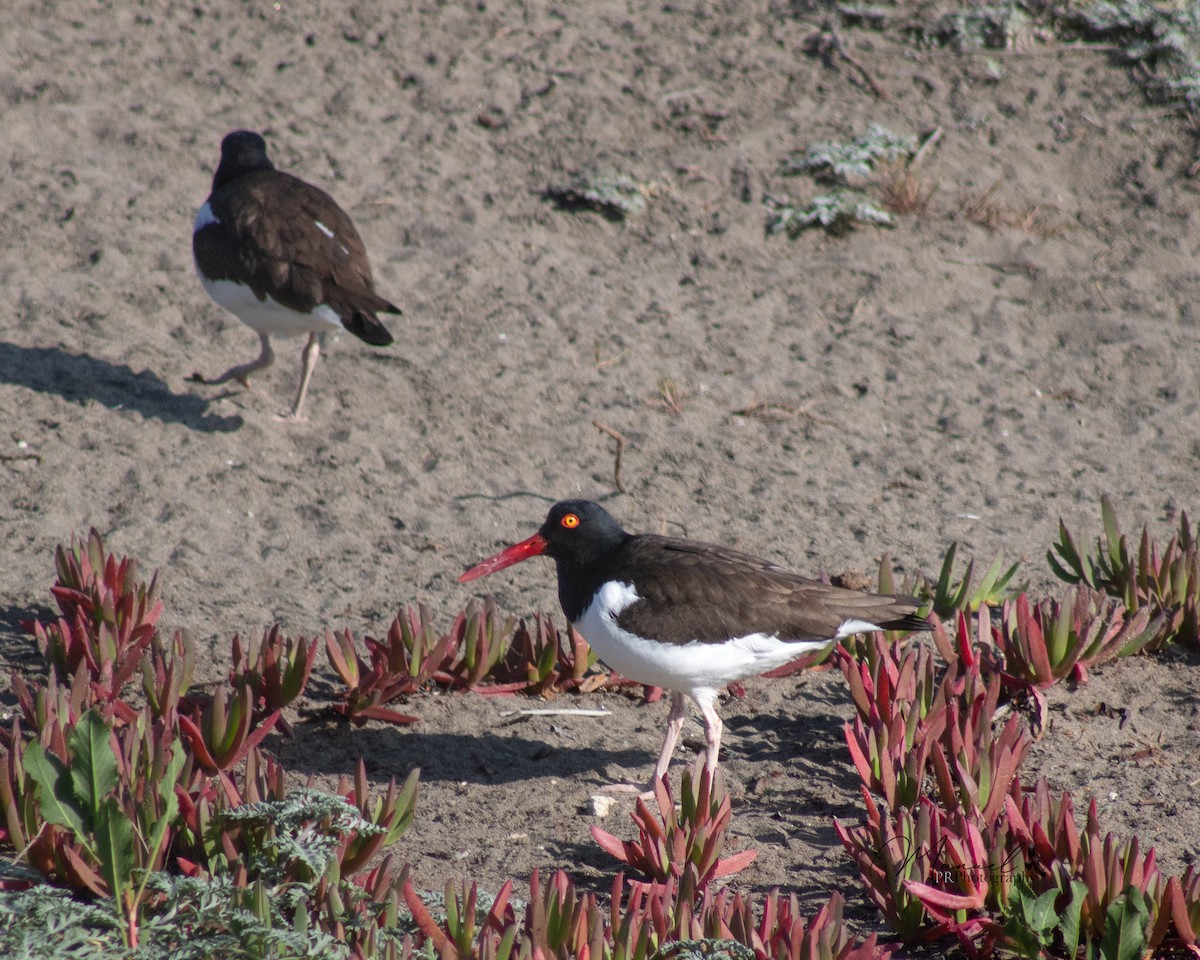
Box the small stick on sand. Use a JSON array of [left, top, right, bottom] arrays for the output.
[[807, 24, 890, 101], [593, 420, 628, 493]]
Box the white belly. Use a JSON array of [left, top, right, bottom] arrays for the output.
[[575, 581, 829, 695], [196, 273, 343, 337]]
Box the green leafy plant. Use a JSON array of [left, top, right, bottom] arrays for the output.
[[17, 708, 183, 947], [778, 125, 915, 181], [1070, 0, 1200, 112], [765, 191, 894, 236], [543, 171, 650, 219], [923, 7, 1033, 51], [999, 873, 1089, 960]]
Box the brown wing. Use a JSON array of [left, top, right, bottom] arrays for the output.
[[221, 171, 398, 343], [613, 535, 928, 646]]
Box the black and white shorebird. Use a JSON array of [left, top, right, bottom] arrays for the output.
[[192, 130, 400, 420], [459, 500, 931, 785]]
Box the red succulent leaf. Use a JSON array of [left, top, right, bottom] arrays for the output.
[[402, 876, 451, 954], [177, 714, 219, 772], [590, 824, 635, 865], [175, 857, 200, 878], [59, 842, 108, 897], [710, 848, 758, 879], [903, 879, 985, 916], [468, 681, 528, 696]]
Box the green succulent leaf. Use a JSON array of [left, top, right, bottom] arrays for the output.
[[94, 797, 135, 903], [67, 709, 119, 822], [1100, 886, 1152, 960], [22, 743, 87, 838]]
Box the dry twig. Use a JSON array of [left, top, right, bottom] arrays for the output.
[[592, 420, 628, 493], [806, 24, 890, 101]]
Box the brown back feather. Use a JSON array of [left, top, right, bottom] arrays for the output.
[[611, 535, 929, 646], [212, 171, 398, 343]]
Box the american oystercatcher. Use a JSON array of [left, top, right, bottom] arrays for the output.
[[459, 500, 931, 784], [192, 130, 400, 420]]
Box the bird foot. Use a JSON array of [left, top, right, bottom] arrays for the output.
[[595, 780, 656, 801], [191, 369, 255, 389], [272, 409, 308, 423]]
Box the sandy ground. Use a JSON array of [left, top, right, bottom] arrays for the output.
[[2, 0, 1199, 923]]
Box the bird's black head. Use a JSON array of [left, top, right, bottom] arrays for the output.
[[213, 130, 275, 191], [535, 500, 628, 567], [458, 499, 629, 584]]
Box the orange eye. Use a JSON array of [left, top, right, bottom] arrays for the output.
[[561, 513, 580, 529]]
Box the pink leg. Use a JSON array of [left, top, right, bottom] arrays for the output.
[[693, 689, 723, 774], [652, 691, 689, 784], [279, 333, 320, 421], [598, 691, 689, 796], [204, 332, 275, 387]]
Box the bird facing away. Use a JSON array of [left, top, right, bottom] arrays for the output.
[[459, 499, 931, 786], [192, 130, 400, 420]]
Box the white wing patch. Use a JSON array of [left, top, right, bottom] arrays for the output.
[[314, 220, 352, 257], [575, 580, 829, 694]]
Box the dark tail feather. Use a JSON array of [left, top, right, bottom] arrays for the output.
[[346, 304, 399, 346], [880, 612, 933, 633]]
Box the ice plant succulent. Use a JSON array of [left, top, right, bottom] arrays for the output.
[[926, 542, 1023, 618], [177, 683, 280, 775], [230, 625, 317, 723], [838, 633, 946, 815], [590, 755, 757, 888], [30, 528, 163, 708], [1050, 495, 1200, 647], [441, 597, 520, 691], [992, 589, 1160, 689], [325, 626, 423, 726]]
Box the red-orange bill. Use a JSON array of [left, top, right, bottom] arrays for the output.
[[458, 533, 548, 583]]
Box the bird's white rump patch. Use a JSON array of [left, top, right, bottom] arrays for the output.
[[195, 275, 343, 337], [836, 618, 888, 639]]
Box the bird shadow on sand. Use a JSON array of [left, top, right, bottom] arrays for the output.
[[0, 343, 242, 432], [278, 722, 649, 786], [0, 601, 49, 681]]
